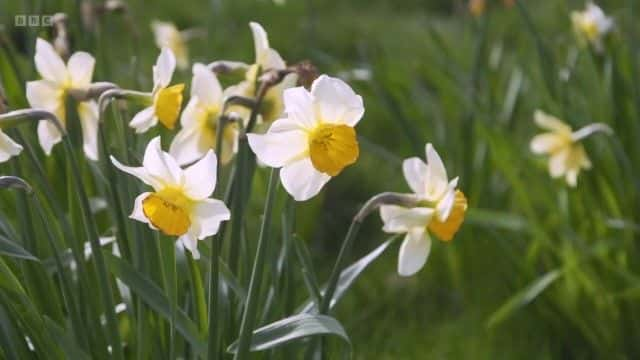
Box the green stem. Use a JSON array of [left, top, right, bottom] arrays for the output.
[[234, 168, 280, 360]]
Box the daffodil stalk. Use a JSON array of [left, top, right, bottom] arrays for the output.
[[0, 108, 124, 360], [234, 168, 280, 360]]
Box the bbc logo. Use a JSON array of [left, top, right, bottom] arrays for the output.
[[14, 15, 53, 27]]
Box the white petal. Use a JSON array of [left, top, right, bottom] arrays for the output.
[[179, 231, 200, 259], [26, 80, 63, 110], [247, 127, 307, 168], [436, 188, 456, 222], [142, 137, 183, 187], [310, 75, 364, 126], [183, 150, 218, 200], [402, 157, 428, 196], [0, 130, 23, 162], [379, 205, 434, 233], [530, 133, 565, 154], [283, 87, 316, 128], [34, 38, 68, 84], [397, 229, 431, 277], [153, 48, 176, 89], [249, 22, 285, 69], [169, 124, 209, 166], [78, 101, 99, 161], [565, 169, 578, 188], [260, 48, 286, 70], [130, 192, 153, 224], [549, 148, 569, 178], [192, 63, 223, 106], [424, 143, 449, 198], [67, 52, 95, 88], [534, 110, 572, 133], [280, 157, 331, 201], [110, 156, 162, 190], [37, 119, 63, 156], [129, 106, 157, 134], [250, 22, 269, 58], [192, 198, 230, 239]]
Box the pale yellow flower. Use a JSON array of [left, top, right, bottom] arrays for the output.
[[571, 2, 613, 52], [152, 21, 189, 70]]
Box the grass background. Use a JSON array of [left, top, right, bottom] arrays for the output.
[[1, 0, 639, 358]]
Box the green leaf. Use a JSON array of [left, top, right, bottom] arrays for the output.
[[43, 317, 91, 360], [487, 269, 562, 329], [0, 234, 38, 261], [227, 313, 351, 353], [299, 236, 397, 313], [104, 252, 206, 356]]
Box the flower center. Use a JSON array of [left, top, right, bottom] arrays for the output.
[[308, 123, 359, 176], [428, 190, 467, 242], [155, 83, 185, 130], [142, 187, 193, 236]]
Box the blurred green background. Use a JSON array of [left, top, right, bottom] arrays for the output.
[[1, 0, 639, 358]]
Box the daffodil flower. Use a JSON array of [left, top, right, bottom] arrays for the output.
[[130, 48, 185, 133], [26, 38, 100, 160], [152, 21, 189, 70], [530, 110, 611, 187], [169, 63, 237, 165], [571, 2, 613, 52], [379, 144, 467, 276], [226, 22, 297, 128], [111, 137, 230, 258], [248, 75, 364, 201]]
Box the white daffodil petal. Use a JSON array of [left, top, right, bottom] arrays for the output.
[[0, 130, 23, 162], [425, 143, 449, 197], [67, 52, 95, 88], [37, 119, 63, 156], [530, 133, 565, 154], [34, 38, 68, 84], [192, 63, 223, 106], [379, 205, 434, 233], [169, 124, 210, 166], [153, 48, 176, 89], [280, 157, 331, 201], [283, 87, 316, 128], [402, 157, 428, 196], [193, 198, 231, 239], [566, 169, 578, 188], [260, 48, 286, 70], [26, 80, 63, 111], [397, 229, 431, 277], [534, 110, 572, 133], [183, 150, 218, 200], [110, 156, 163, 190], [130, 192, 153, 224], [179, 231, 200, 259], [247, 129, 307, 168], [130, 107, 157, 133], [78, 101, 99, 161], [310, 75, 364, 126], [142, 137, 183, 187], [549, 148, 569, 178], [436, 189, 456, 222]]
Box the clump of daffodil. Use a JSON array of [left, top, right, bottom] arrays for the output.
[[111, 137, 230, 258], [26, 38, 100, 160], [130, 48, 185, 133], [152, 20, 189, 70], [571, 2, 613, 52], [169, 63, 237, 165], [248, 75, 364, 201], [530, 110, 612, 187], [379, 144, 467, 276], [226, 22, 297, 130]]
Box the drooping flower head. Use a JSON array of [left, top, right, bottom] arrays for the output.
[[571, 2, 613, 52], [111, 137, 230, 258], [152, 21, 189, 70], [248, 75, 364, 201], [226, 22, 297, 129], [129, 48, 185, 133], [169, 63, 238, 166], [26, 38, 99, 160], [530, 110, 611, 187], [379, 144, 467, 276]]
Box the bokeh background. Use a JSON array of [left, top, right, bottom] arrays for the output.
[[1, 0, 639, 358]]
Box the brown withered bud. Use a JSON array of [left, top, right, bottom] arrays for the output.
[[51, 13, 70, 59], [291, 60, 318, 89]]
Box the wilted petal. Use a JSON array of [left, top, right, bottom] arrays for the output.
[[397, 229, 431, 276], [280, 157, 331, 201]]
